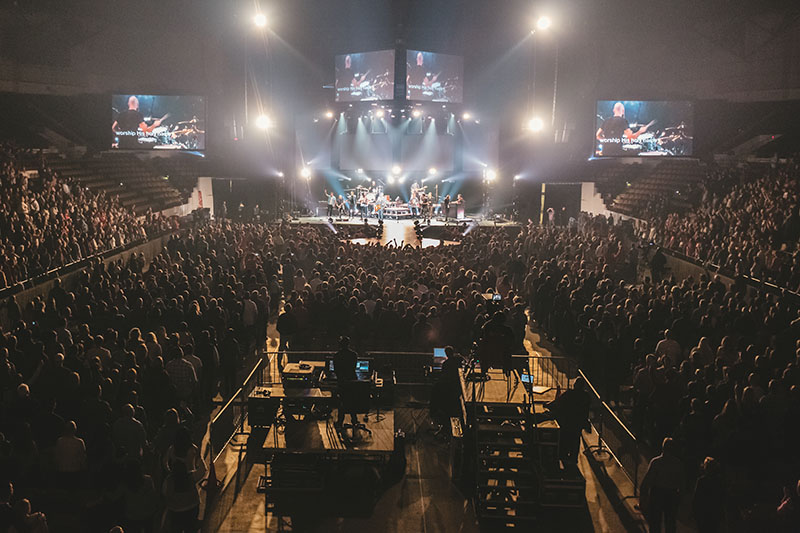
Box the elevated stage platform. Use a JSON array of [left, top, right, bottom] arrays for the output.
[[290, 215, 521, 247]]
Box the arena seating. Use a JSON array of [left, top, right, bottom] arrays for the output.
[[610, 159, 704, 218], [46, 154, 187, 215]]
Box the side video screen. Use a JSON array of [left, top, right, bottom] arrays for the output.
[[595, 100, 693, 157], [112, 94, 205, 151]]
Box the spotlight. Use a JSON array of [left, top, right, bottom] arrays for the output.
[[486, 169, 497, 181], [412, 109, 422, 118], [526, 117, 544, 132], [300, 167, 311, 179], [376, 109, 385, 118], [462, 112, 472, 120], [253, 13, 267, 27], [536, 16, 552, 31], [277, 171, 285, 178], [387, 175, 396, 185], [391, 165, 401, 176], [428, 167, 437, 176], [514, 174, 522, 180], [325, 110, 334, 119], [399, 176, 406, 184], [255, 115, 273, 129], [357, 168, 364, 174]]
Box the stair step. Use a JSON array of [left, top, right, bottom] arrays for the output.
[[477, 423, 526, 434], [479, 468, 535, 479], [478, 440, 527, 451], [478, 484, 536, 492], [476, 414, 526, 423]]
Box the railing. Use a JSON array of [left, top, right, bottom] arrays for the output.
[[580, 368, 644, 496], [512, 354, 579, 391], [662, 246, 800, 301], [209, 356, 266, 464], [0, 228, 175, 300]]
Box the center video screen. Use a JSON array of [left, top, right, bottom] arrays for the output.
[[335, 50, 395, 102], [406, 50, 463, 103], [112, 94, 205, 150], [595, 100, 693, 157]]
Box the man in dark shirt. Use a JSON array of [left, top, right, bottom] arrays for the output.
[[276, 303, 298, 352], [112, 96, 163, 149], [334, 336, 358, 426], [544, 376, 591, 466], [407, 51, 438, 100], [595, 102, 651, 156]]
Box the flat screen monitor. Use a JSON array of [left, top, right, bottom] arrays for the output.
[[356, 360, 370, 373], [112, 94, 205, 151], [406, 49, 463, 103], [335, 50, 395, 102], [594, 100, 693, 157]]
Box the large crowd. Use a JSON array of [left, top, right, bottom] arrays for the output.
[[0, 147, 798, 532], [643, 160, 800, 292], [0, 144, 173, 289]]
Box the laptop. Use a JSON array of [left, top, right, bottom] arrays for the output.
[[520, 373, 552, 395], [326, 358, 372, 380], [433, 347, 447, 369]]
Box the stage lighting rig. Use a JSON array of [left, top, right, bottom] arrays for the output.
[[533, 15, 551, 33], [255, 115, 273, 129], [526, 117, 544, 132]]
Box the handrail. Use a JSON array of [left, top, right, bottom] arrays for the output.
[[0, 228, 176, 299], [661, 246, 800, 300], [211, 386, 244, 428], [600, 399, 638, 443]]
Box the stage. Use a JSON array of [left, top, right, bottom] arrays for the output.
[[290, 215, 520, 247]]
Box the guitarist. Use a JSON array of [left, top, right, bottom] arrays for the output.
[[596, 102, 653, 156], [112, 96, 166, 149]]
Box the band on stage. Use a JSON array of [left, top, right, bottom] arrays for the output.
[[324, 183, 464, 221]]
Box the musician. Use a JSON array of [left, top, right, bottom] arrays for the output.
[[407, 52, 439, 100], [325, 190, 336, 218], [596, 102, 651, 156], [348, 190, 357, 217], [376, 194, 385, 221], [359, 191, 369, 219], [443, 194, 451, 221], [112, 96, 163, 149], [337, 195, 347, 219], [456, 193, 465, 220], [420, 193, 431, 224]]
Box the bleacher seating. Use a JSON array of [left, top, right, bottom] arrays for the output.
[[45, 153, 191, 215], [610, 159, 704, 218]]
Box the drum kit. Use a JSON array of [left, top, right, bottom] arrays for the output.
[[623, 122, 693, 156], [152, 117, 205, 150], [350, 71, 393, 101]]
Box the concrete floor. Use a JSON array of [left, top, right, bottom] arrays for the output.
[[213, 325, 630, 532]]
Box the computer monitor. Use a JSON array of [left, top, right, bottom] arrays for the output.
[[356, 359, 370, 373], [328, 359, 335, 372]]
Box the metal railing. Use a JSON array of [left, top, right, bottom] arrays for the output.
[[580, 368, 644, 496], [0, 229, 175, 300], [512, 353, 579, 391], [209, 356, 266, 464]]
